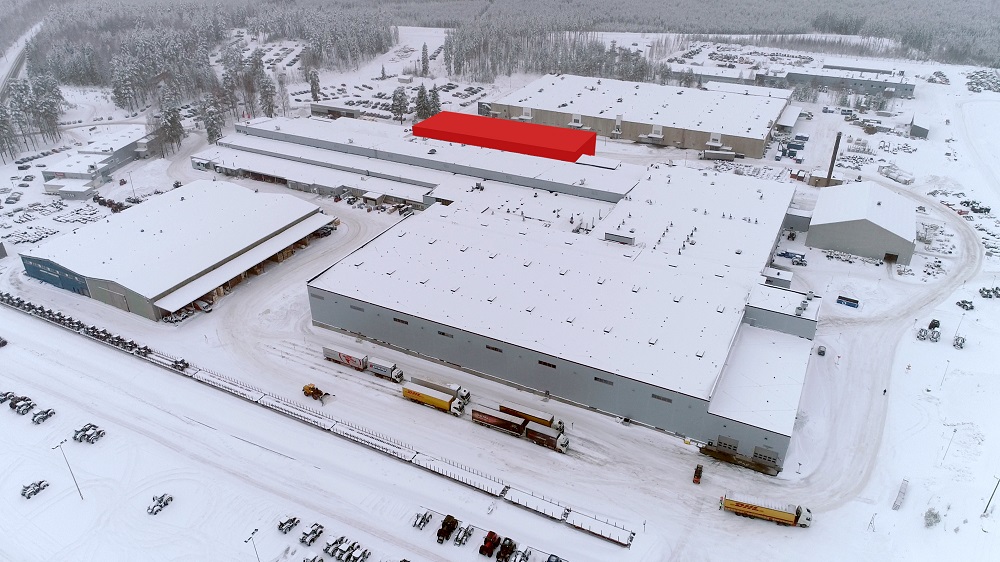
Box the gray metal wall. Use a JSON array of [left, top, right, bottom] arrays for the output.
[[762, 72, 916, 97], [307, 285, 790, 465], [807, 219, 915, 265], [742, 305, 817, 340], [487, 103, 770, 159], [87, 278, 160, 320]]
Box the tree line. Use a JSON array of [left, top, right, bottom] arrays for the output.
[[0, 74, 63, 163]]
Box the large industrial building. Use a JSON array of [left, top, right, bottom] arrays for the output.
[[40, 126, 151, 200], [20, 180, 335, 320], [758, 66, 915, 97], [186, 115, 823, 470], [487, 74, 789, 158], [806, 181, 916, 264]]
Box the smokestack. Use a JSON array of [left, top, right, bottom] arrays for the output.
[[825, 132, 842, 187]]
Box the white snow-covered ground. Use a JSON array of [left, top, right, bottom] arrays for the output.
[[3, 31, 1000, 562]]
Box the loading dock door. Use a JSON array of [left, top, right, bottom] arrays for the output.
[[95, 287, 129, 312]]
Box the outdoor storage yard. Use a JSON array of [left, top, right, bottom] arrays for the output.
[[3, 26, 1000, 562]]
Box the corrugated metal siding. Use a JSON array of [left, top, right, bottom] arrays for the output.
[[308, 285, 790, 465]]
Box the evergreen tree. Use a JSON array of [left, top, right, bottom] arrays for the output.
[[421, 43, 429, 76], [429, 86, 441, 116], [258, 75, 277, 118], [201, 94, 226, 144], [415, 83, 430, 120], [307, 69, 321, 102], [381, 64, 387, 80], [390, 86, 408, 124], [443, 35, 453, 76], [0, 106, 23, 163], [276, 72, 290, 117]]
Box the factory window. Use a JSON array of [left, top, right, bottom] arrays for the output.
[[652, 393, 672, 403], [594, 377, 614, 386], [437, 330, 454, 338], [393, 317, 409, 325], [538, 360, 557, 369], [486, 345, 503, 353], [349, 305, 365, 312]]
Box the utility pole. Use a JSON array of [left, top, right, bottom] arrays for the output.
[[127, 171, 136, 199], [985, 476, 1000, 516], [52, 439, 83, 500], [244, 528, 261, 562], [939, 359, 951, 389]]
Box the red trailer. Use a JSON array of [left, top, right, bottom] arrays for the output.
[[472, 406, 528, 436], [524, 421, 570, 453]]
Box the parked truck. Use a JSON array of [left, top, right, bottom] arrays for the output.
[[472, 406, 529, 436], [402, 382, 465, 416], [720, 492, 813, 527], [701, 150, 735, 161], [410, 376, 471, 404], [524, 421, 570, 453], [498, 402, 564, 433], [322, 346, 403, 383]]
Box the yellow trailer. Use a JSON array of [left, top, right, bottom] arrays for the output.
[[402, 382, 463, 416], [720, 493, 813, 527]]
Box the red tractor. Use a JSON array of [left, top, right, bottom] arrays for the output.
[[479, 531, 501, 557]]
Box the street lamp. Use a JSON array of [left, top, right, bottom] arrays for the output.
[[127, 171, 136, 199], [244, 528, 261, 562], [52, 439, 84, 500]]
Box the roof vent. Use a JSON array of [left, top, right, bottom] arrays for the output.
[[795, 306, 804, 316], [648, 337, 658, 345], [604, 326, 613, 333], [807, 291, 814, 300]]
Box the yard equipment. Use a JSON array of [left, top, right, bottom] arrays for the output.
[[496, 538, 517, 562], [0, 391, 15, 404], [300, 523, 324, 546], [454, 525, 474, 546], [31, 408, 55, 424], [954, 336, 966, 349], [147, 493, 173, 514], [956, 300, 974, 310], [693, 464, 703, 484], [278, 517, 300, 534], [437, 515, 459, 544], [929, 329, 941, 343], [479, 531, 501, 556], [412, 510, 432, 529], [302, 383, 331, 403], [21, 480, 48, 499], [324, 536, 348, 555], [13, 398, 35, 415]]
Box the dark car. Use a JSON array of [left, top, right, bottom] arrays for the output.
[[17, 165, 29, 170], [18, 183, 28, 188], [0, 337, 7, 347]]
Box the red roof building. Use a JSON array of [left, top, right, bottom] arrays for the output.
[[412, 111, 597, 162]]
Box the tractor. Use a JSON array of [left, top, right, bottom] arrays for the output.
[[302, 384, 331, 403]]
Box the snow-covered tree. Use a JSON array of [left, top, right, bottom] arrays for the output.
[[0, 106, 23, 162], [421, 43, 429, 76], [390, 86, 408, 124], [307, 69, 321, 102], [415, 83, 430, 120], [201, 94, 226, 144], [429, 86, 441, 116], [258, 75, 276, 118], [276, 72, 290, 116]]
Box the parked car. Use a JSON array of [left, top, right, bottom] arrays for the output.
[[18, 183, 28, 188], [0, 336, 7, 347]]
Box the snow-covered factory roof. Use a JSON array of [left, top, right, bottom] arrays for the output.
[[766, 65, 912, 85], [231, 117, 644, 201], [312, 166, 797, 406], [703, 81, 793, 100], [78, 125, 147, 155], [776, 105, 803, 129], [708, 325, 813, 436], [22, 180, 331, 309], [810, 181, 915, 241], [44, 152, 108, 175], [492, 74, 787, 140]]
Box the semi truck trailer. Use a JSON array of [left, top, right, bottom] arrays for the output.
[[720, 493, 813, 527], [402, 382, 465, 416], [472, 406, 529, 436], [498, 402, 564, 433], [524, 421, 570, 453], [410, 376, 471, 403], [322, 346, 404, 383]]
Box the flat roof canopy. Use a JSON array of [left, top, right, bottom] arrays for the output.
[[23, 180, 326, 306], [413, 111, 597, 162]]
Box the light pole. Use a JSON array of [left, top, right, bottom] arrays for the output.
[[939, 359, 951, 389], [127, 171, 136, 199], [244, 528, 261, 562], [52, 439, 83, 500]]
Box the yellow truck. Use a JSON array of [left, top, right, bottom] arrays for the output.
[[720, 493, 813, 528], [402, 382, 465, 416]]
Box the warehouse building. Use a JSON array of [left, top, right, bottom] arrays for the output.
[[37, 126, 151, 199], [806, 182, 916, 264], [487, 74, 788, 158], [308, 157, 819, 471], [192, 117, 643, 203], [20, 180, 335, 321], [758, 67, 915, 97]]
